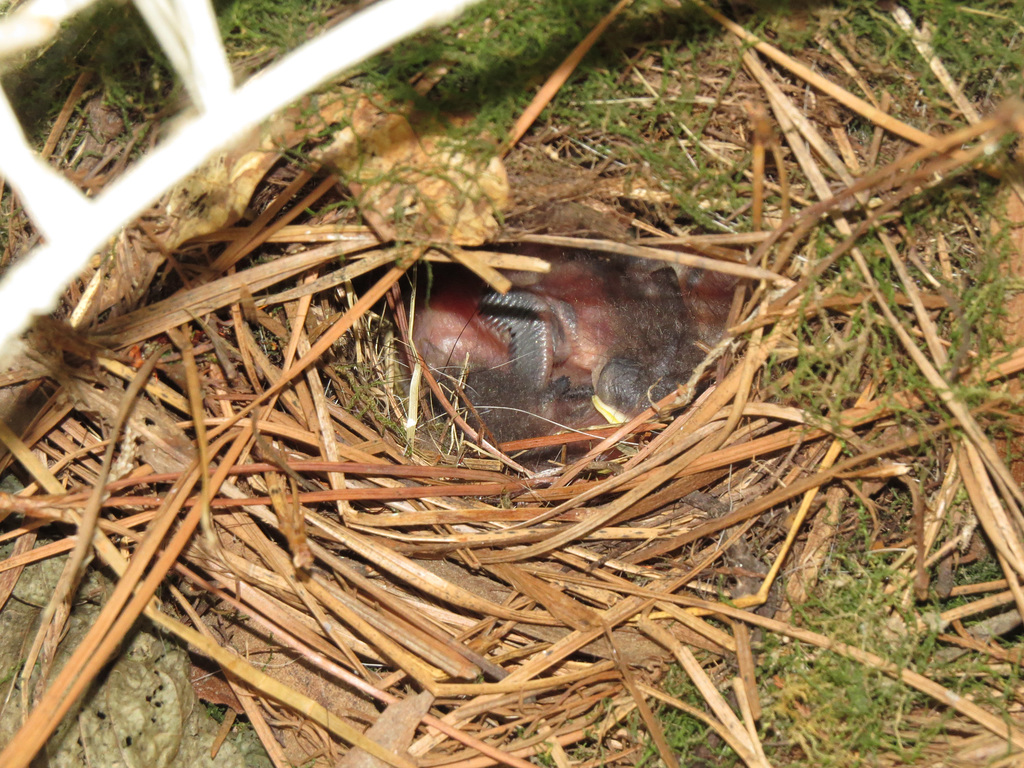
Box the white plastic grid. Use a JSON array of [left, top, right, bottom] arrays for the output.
[[0, 0, 481, 361]]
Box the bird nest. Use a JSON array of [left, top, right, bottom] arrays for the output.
[[2, 3, 1024, 768]]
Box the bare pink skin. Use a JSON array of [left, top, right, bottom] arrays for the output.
[[411, 281, 511, 375], [411, 250, 733, 441]]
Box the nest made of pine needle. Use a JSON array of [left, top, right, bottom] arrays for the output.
[[4, 17, 1024, 768], [2, 123, 1020, 766]]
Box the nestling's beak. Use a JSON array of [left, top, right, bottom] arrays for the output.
[[591, 394, 629, 425]]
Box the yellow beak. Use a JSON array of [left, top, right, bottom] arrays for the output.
[[592, 394, 629, 425]]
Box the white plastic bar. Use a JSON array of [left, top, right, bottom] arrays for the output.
[[133, 0, 235, 110], [0, 88, 92, 240], [0, 0, 481, 360], [0, 0, 98, 58]]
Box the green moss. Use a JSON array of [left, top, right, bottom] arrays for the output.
[[2, 3, 173, 144], [217, 0, 335, 56], [647, 664, 741, 766], [757, 557, 951, 766]]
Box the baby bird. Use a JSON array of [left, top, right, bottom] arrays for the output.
[[410, 248, 732, 443]]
